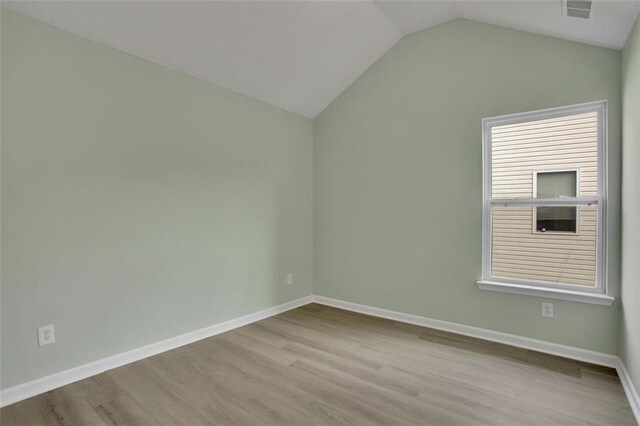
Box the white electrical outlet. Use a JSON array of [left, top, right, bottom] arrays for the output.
[[542, 303, 554, 318], [38, 324, 55, 346], [286, 273, 293, 286]]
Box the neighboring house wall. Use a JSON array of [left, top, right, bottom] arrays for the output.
[[491, 111, 598, 286], [620, 14, 640, 396]]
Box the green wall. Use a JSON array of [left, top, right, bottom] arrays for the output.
[[1, 9, 634, 393], [313, 19, 622, 354], [621, 15, 640, 393], [1, 10, 313, 388]]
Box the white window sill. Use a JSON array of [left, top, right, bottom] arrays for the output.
[[477, 280, 615, 306]]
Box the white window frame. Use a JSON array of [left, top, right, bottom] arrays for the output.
[[477, 101, 613, 306], [532, 169, 581, 235]]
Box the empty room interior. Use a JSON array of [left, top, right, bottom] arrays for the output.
[[1, 0, 640, 424]]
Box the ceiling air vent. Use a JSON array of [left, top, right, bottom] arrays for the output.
[[563, 0, 592, 20]]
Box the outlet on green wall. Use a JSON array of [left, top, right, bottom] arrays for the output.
[[313, 18, 622, 354], [0, 9, 314, 388], [0, 8, 634, 394]]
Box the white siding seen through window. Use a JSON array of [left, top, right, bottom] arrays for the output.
[[480, 102, 608, 303]]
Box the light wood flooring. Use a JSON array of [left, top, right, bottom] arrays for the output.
[[1, 303, 636, 425]]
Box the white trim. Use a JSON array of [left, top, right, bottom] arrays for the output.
[[0, 295, 313, 408], [481, 100, 609, 298], [314, 295, 637, 422], [491, 197, 599, 206], [481, 100, 607, 127], [477, 280, 615, 306], [311, 295, 619, 367], [478, 271, 607, 295], [617, 359, 640, 424], [2, 293, 636, 422]]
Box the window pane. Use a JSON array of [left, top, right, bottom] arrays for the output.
[[491, 112, 598, 199], [536, 171, 576, 198], [491, 204, 597, 287], [536, 206, 577, 232]]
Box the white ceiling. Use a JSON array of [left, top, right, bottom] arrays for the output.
[[4, 1, 640, 119]]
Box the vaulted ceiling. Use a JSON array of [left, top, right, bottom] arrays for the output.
[[4, 1, 640, 118]]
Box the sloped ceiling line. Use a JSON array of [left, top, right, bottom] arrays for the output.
[[3, 1, 640, 118]]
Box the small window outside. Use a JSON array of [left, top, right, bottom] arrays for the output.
[[534, 170, 578, 233]]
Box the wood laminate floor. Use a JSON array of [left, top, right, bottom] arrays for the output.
[[1, 303, 636, 425]]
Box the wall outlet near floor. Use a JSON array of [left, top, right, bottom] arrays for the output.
[[38, 324, 55, 346], [541, 303, 554, 318], [286, 273, 293, 286]]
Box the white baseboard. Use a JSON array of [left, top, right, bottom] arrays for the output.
[[3, 293, 639, 426], [312, 295, 639, 425], [0, 295, 313, 408], [617, 358, 640, 424], [311, 295, 619, 367]]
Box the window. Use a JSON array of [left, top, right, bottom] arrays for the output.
[[478, 101, 612, 305], [533, 170, 578, 233]]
